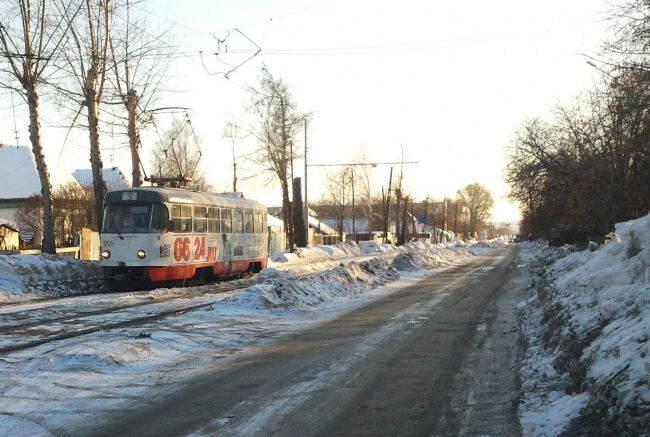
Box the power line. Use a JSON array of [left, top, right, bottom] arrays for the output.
[[308, 161, 418, 167]]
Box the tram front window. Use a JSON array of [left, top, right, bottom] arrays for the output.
[[103, 204, 168, 234]]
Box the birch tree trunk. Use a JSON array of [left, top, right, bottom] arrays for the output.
[[127, 90, 142, 187], [26, 87, 56, 253], [85, 67, 107, 230]]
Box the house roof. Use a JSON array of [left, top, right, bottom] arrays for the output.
[[309, 216, 338, 236], [72, 167, 131, 191], [0, 218, 19, 232], [321, 218, 369, 234], [0, 145, 41, 200]]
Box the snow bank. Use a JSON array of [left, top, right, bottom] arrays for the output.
[[232, 243, 478, 310], [229, 258, 400, 310], [518, 214, 650, 436], [0, 254, 104, 303], [269, 241, 361, 264]]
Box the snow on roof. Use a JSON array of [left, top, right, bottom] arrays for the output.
[[72, 167, 131, 191], [0, 145, 41, 199], [267, 213, 284, 230], [309, 216, 338, 236], [320, 218, 369, 234], [0, 218, 19, 231]]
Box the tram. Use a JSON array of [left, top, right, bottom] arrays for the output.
[[100, 187, 268, 282]]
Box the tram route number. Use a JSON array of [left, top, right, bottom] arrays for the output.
[[173, 237, 217, 263]]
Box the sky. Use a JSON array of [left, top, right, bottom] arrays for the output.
[[0, 0, 619, 223]]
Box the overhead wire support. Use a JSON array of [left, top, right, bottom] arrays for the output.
[[200, 28, 261, 79]]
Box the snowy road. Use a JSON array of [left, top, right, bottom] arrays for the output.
[[82, 246, 520, 437]]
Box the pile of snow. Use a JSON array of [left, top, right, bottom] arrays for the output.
[[358, 240, 398, 255], [392, 245, 474, 272], [230, 258, 400, 310], [240, 243, 479, 310], [0, 254, 104, 303], [518, 214, 650, 436], [270, 241, 362, 264]]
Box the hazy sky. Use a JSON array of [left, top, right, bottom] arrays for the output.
[[0, 0, 618, 223]]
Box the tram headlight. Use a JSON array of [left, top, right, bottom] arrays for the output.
[[101, 250, 111, 259], [137, 249, 146, 259]]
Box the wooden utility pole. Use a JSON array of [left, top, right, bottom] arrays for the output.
[[432, 202, 437, 243], [293, 177, 307, 247], [382, 167, 393, 243], [351, 167, 356, 242], [232, 143, 237, 192], [303, 118, 308, 245], [423, 195, 429, 238], [443, 198, 448, 233], [399, 196, 409, 245]]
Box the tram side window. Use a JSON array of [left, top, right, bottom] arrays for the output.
[[171, 204, 192, 233], [221, 209, 232, 233], [244, 211, 254, 233], [253, 212, 263, 234], [194, 206, 207, 232], [232, 210, 243, 234], [208, 207, 220, 233]]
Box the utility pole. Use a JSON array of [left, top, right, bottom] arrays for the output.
[[232, 145, 237, 192], [442, 197, 447, 235], [303, 118, 309, 245], [351, 167, 356, 242], [431, 202, 437, 243], [423, 195, 429, 238], [383, 167, 393, 243]]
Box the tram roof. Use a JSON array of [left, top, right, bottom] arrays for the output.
[[104, 187, 267, 211]]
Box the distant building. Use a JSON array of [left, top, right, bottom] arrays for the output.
[[0, 219, 19, 250], [72, 167, 130, 191], [267, 206, 340, 245], [0, 144, 42, 245]]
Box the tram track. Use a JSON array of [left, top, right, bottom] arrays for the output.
[[0, 284, 249, 355]]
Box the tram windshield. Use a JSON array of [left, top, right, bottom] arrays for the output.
[[103, 203, 168, 234]]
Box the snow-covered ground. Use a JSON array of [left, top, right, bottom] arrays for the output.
[[517, 214, 650, 436], [0, 239, 507, 435]]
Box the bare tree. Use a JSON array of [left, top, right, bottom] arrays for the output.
[[15, 181, 94, 246], [456, 183, 494, 235], [605, 0, 650, 70], [507, 75, 650, 240], [245, 66, 305, 250], [354, 146, 374, 228], [59, 0, 112, 230], [108, 0, 170, 187], [0, 0, 81, 253], [322, 167, 353, 239], [150, 116, 211, 191]]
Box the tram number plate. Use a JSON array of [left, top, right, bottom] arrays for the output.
[[173, 237, 216, 263]]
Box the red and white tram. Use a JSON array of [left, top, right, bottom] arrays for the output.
[[100, 187, 268, 282]]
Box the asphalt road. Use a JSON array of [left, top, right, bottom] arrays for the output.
[[85, 247, 521, 437]]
